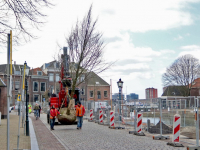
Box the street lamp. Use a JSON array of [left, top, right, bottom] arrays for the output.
[[117, 78, 123, 121], [24, 62, 29, 136]]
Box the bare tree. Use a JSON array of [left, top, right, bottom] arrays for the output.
[[162, 54, 200, 96], [66, 5, 112, 97], [0, 0, 52, 44]]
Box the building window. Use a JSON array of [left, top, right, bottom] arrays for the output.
[[90, 91, 93, 97], [33, 81, 38, 92], [41, 95, 45, 102], [104, 91, 108, 97], [37, 71, 42, 76], [40, 82, 46, 92], [81, 74, 85, 82], [51, 86, 54, 94], [15, 81, 20, 91], [49, 73, 54, 81], [97, 91, 101, 99], [81, 88, 85, 95], [56, 74, 60, 82], [34, 95, 39, 102]]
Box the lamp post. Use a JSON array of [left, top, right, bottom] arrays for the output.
[[117, 78, 123, 121], [25, 74, 29, 136]]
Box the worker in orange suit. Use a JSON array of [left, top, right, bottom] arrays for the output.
[[76, 101, 85, 130], [50, 105, 60, 130]]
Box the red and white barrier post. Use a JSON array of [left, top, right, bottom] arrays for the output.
[[167, 114, 183, 147], [110, 111, 115, 127], [172, 114, 181, 143], [137, 113, 142, 133], [133, 113, 145, 135], [89, 109, 93, 121], [99, 109, 103, 124]]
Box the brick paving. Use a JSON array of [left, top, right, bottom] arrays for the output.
[[0, 112, 31, 150], [30, 116, 65, 150], [37, 113, 187, 150]]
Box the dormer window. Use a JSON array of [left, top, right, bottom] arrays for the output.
[[37, 71, 42, 76]]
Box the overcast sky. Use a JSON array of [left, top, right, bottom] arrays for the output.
[[1, 0, 200, 99]]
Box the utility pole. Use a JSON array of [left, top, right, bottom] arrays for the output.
[[25, 65, 29, 136], [7, 32, 11, 150]]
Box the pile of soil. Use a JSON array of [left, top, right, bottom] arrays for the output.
[[148, 121, 173, 134]]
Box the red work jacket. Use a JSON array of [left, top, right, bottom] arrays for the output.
[[50, 109, 57, 119]]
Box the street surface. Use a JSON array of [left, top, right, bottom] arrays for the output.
[[34, 113, 186, 150]]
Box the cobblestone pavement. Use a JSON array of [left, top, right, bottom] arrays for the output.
[[38, 113, 186, 150]]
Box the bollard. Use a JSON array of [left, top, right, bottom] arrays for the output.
[[147, 119, 150, 131], [98, 109, 104, 124], [0, 112, 1, 125], [88, 109, 93, 122], [167, 114, 183, 147]]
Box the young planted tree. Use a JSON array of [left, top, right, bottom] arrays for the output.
[[66, 5, 112, 98], [162, 54, 200, 96], [0, 0, 52, 44]]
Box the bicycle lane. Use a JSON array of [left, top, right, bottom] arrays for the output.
[[30, 116, 66, 150]]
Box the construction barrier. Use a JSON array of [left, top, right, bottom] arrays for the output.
[[99, 109, 103, 124], [110, 111, 114, 127], [89, 109, 93, 121], [167, 114, 183, 147], [137, 113, 142, 133], [172, 114, 181, 143]]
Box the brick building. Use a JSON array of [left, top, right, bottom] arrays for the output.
[[29, 68, 48, 103], [190, 78, 200, 96], [41, 61, 110, 102], [87, 72, 110, 101], [145, 87, 158, 99], [41, 61, 60, 95]]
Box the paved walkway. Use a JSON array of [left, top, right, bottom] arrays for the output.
[[30, 116, 65, 150], [0, 112, 31, 150], [36, 113, 187, 150]]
